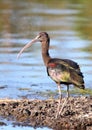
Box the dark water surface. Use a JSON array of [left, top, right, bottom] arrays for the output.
[[0, 0, 92, 129]]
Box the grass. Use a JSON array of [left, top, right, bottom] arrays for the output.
[[68, 88, 92, 95], [44, 88, 92, 97], [18, 87, 92, 99]]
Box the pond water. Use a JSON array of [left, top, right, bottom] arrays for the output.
[[0, 125, 51, 130], [0, 0, 92, 129]]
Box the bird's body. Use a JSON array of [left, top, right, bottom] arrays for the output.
[[47, 58, 84, 89], [17, 32, 85, 115]]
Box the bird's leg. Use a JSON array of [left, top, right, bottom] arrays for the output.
[[58, 83, 62, 99], [57, 84, 62, 110], [67, 85, 70, 98], [56, 84, 62, 118], [59, 85, 70, 116]]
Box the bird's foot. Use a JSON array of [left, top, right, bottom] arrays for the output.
[[55, 97, 69, 118], [55, 97, 62, 118], [59, 98, 68, 115]]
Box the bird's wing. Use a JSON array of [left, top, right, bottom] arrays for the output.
[[56, 58, 84, 78], [48, 58, 80, 71], [49, 58, 84, 77]]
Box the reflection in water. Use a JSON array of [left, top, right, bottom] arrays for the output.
[[0, 0, 92, 99]]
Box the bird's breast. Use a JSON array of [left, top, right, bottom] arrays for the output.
[[47, 66, 70, 83]]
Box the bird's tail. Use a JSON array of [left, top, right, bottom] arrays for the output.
[[70, 70, 85, 89], [79, 84, 85, 89]]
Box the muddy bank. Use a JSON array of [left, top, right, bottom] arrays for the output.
[[0, 97, 92, 130]]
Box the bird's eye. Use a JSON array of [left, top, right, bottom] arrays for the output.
[[39, 35, 41, 38]]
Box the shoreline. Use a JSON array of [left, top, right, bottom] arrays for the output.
[[0, 96, 92, 130]]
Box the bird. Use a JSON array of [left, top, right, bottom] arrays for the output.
[[17, 32, 85, 115]]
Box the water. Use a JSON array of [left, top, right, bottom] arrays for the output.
[[0, 0, 92, 129], [0, 117, 52, 130], [0, 126, 51, 130]]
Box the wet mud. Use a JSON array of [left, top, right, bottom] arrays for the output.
[[0, 96, 92, 130]]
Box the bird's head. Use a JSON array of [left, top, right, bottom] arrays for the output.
[[37, 32, 50, 43], [17, 32, 50, 58]]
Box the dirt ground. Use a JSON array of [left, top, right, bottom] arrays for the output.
[[0, 96, 92, 130]]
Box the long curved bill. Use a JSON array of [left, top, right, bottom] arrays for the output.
[[17, 36, 39, 59]]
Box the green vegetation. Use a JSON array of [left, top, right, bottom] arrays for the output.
[[39, 88, 92, 99], [69, 88, 92, 95]]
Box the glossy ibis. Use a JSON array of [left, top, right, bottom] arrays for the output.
[[17, 32, 85, 115]]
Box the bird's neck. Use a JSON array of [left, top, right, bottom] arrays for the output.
[[41, 41, 51, 66]]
